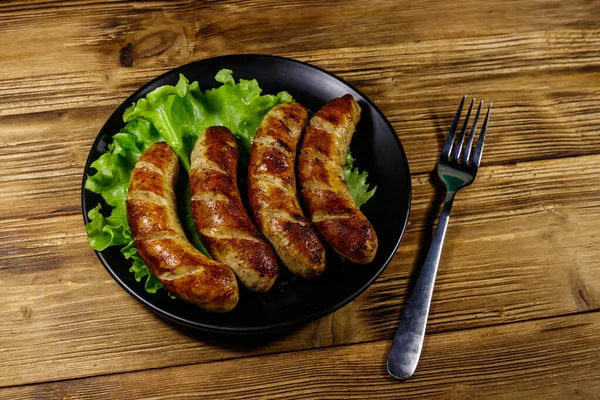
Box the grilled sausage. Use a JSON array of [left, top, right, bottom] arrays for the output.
[[298, 95, 378, 264], [248, 103, 326, 278], [126, 142, 239, 312], [190, 126, 278, 292]]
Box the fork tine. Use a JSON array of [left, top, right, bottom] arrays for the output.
[[441, 95, 466, 159], [471, 103, 492, 168], [464, 100, 483, 164], [453, 98, 475, 161]]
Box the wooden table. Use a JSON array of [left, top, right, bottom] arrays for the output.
[[2, 1, 599, 398]]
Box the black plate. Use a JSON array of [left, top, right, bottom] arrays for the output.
[[82, 54, 411, 334]]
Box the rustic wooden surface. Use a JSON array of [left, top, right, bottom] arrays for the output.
[[1, 0, 599, 398]]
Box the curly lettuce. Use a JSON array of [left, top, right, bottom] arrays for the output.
[[123, 69, 293, 170], [345, 150, 377, 208], [85, 70, 376, 294]]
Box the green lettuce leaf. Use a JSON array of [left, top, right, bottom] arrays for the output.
[[345, 150, 377, 208], [85, 203, 130, 251]]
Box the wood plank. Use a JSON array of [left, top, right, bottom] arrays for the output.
[[1, 0, 597, 69], [0, 0, 598, 119], [0, 107, 106, 218], [2, 153, 600, 386], [3, 312, 599, 399]]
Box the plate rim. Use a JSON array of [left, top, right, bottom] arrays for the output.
[[81, 54, 412, 334]]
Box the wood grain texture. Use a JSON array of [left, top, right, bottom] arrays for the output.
[[1, 0, 600, 397], [2, 33, 600, 174], [3, 312, 599, 399], [2, 153, 600, 386], [0, 0, 598, 120]]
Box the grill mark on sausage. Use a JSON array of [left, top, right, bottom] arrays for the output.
[[253, 135, 293, 156], [199, 227, 263, 242], [190, 192, 230, 202], [299, 147, 330, 163], [311, 213, 352, 223], [126, 190, 169, 206], [135, 160, 165, 175], [254, 174, 292, 191], [158, 265, 207, 280], [126, 199, 185, 238], [138, 142, 177, 172], [190, 169, 238, 202], [128, 168, 168, 199], [192, 157, 228, 175], [311, 116, 347, 142], [272, 107, 304, 136], [300, 181, 335, 191], [135, 231, 182, 241], [261, 148, 289, 173], [262, 210, 310, 224]]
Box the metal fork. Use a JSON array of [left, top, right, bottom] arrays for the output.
[[387, 96, 492, 380]]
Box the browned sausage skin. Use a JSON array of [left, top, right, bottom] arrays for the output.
[[190, 126, 278, 292], [248, 103, 326, 278], [126, 142, 239, 312], [298, 95, 378, 264]]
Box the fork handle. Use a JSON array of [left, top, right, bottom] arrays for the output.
[[387, 190, 456, 380]]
